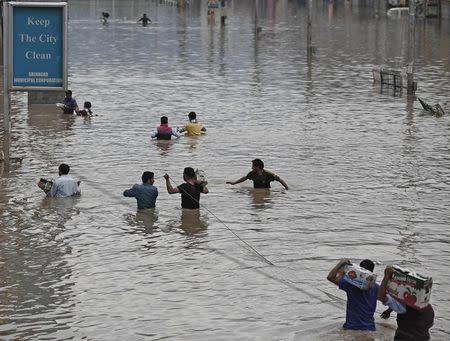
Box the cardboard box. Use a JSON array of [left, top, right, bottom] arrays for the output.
[[37, 178, 53, 194], [387, 265, 432, 310], [343, 264, 377, 290]]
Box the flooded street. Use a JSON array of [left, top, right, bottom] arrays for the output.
[[1, 0, 450, 339]]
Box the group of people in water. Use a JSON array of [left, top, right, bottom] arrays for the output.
[[49, 90, 435, 340], [100, 11, 152, 26], [121, 158, 288, 211], [150, 111, 206, 140], [39, 159, 434, 339], [123, 167, 209, 210], [40, 158, 287, 208], [327, 259, 434, 340], [51, 100, 289, 207], [59, 90, 94, 117]]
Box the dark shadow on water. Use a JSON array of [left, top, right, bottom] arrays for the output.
[[396, 93, 420, 263]]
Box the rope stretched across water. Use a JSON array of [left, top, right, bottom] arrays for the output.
[[166, 174, 274, 266]]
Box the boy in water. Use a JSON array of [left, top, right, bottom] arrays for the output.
[[77, 101, 93, 117]]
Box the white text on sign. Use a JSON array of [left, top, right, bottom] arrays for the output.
[[27, 17, 51, 28], [19, 33, 57, 44]]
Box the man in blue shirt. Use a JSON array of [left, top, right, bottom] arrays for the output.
[[123, 171, 158, 209], [60, 90, 79, 114], [327, 258, 379, 331]]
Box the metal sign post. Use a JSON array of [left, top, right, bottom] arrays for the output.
[[2, 2, 67, 164], [3, 1, 11, 165]]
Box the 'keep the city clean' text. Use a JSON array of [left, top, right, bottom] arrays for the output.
[[18, 17, 58, 60]]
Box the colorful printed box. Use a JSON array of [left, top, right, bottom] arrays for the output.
[[387, 265, 432, 310], [37, 178, 53, 194], [343, 264, 377, 290]]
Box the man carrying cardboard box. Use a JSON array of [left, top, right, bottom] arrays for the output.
[[327, 258, 379, 331], [378, 266, 434, 341]]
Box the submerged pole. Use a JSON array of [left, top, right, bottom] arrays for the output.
[[255, 0, 260, 34], [220, 0, 226, 25], [407, 0, 416, 94], [408, 0, 416, 73], [307, 0, 312, 57]]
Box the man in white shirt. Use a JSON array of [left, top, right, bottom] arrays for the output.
[[49, 163, 81, 198]]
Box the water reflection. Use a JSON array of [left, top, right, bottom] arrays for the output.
[[27, 105, 76, 134], [218, 25, 226, 77], [154, 139, 175, 156], [124, 208, 159, 231], [301, 326, 394, 341], [166, 209, 208, 236], [39, 196, 80, 211], [36, 197, 81, 231], [80, 115, 93, 127], [181, 136, 200, 151], [0, 196, 75, 339], [0, 157, 22, 179], [180, 208, 208, 235], [250, 188, 272, 209], [376, 84, 404, 97]]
